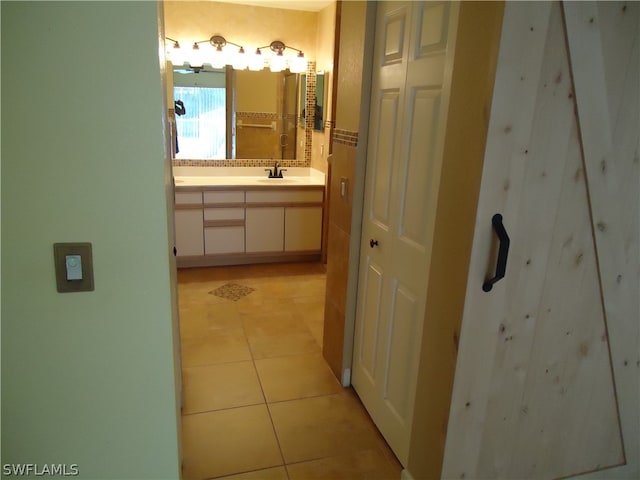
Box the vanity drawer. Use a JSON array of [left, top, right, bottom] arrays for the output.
[[245, 189, 323, 204], [175, 191, 203, 206], [204, 190, 245, 204], [204, 208, 244, 222]]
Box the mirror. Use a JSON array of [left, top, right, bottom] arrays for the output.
[[315, 72, 325, 131], [298, 72, 326, 132], [299, 74, 306, 129], [172, 65, 300, 160]]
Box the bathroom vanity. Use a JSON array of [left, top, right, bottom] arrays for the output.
[[173, 167, 325, 267]]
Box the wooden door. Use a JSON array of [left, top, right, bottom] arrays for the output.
[[443, 2, 639, 478], [351, 1, 459, 465]]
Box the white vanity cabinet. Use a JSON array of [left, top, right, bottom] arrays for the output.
[[174, 192, 204, 257], [245, 189, 324, 254], [175, 185, 324, 267]]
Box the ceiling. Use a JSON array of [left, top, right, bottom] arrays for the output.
[[214, 0, 335, 12]]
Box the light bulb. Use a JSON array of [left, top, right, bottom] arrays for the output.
[[270, 53, 286, 72], [289, 53, 307, 74], [231, 47, 248, 70], [248, 50, 264, 71], [210, 46, 227, 68], [169, 42, 185, 66], [189, 43, 204, 67]]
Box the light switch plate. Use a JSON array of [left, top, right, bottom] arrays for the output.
[[54, 243, 94, 293]]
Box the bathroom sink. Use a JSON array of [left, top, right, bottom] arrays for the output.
[[256, 178, 301, 184]]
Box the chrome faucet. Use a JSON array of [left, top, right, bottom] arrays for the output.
[[265, 161, 287, 178]]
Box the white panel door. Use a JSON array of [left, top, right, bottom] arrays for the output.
[[352, 1, 458, 465], [442, 2, 637, 478]]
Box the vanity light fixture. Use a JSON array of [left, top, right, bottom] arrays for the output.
[[165, 36, 306, 73], [256, 40, 307, 73], [208, 35, 247, 69], [166, 34, 245, 69]]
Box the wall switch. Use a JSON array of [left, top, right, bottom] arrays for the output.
[[65, 255, 83, 280], [54, 243, 94, 293]]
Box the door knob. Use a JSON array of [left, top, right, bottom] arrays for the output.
[[370, 239, 379, 248]]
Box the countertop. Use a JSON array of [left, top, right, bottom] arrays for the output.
[[174, 167, 325, 189]]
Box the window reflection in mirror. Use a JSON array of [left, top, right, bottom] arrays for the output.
[[173, 66, 226, 160], [172, 65, 299, 160]]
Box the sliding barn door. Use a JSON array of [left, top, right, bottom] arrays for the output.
[[443, 2, 638, 478], [351, 1, 458, 465]]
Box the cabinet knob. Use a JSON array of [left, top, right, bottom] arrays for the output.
[[370, 239, 379, 248]]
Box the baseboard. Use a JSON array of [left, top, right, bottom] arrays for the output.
[[341, 368, 351, 387], [176, 252, 321, 268], [401, 468, 415, 480]]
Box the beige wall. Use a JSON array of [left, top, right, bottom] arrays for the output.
[[164, 1, 317, 60], [310, 1, 337, 174], [333, 1, 368, 133], [322, 0, 370, 379]]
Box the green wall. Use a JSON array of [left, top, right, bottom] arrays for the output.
[[1, 2, 181, 478]]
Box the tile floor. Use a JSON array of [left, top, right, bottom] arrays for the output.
[[177, 262, 402, 480]]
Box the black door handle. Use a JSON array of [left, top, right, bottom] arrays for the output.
[[482, 213, 510, 292], [370, 239, 379, 248]]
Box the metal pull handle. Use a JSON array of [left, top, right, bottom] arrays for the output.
[[370, 239, 379, 248], [482, 214, 510, 292], [280, 134, 288, 147]]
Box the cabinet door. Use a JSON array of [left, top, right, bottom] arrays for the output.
[[174, 209, 204, 256], [284, 206, 322, 252], [245, 207, 284, 253], [205, 227, 244, 255]]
